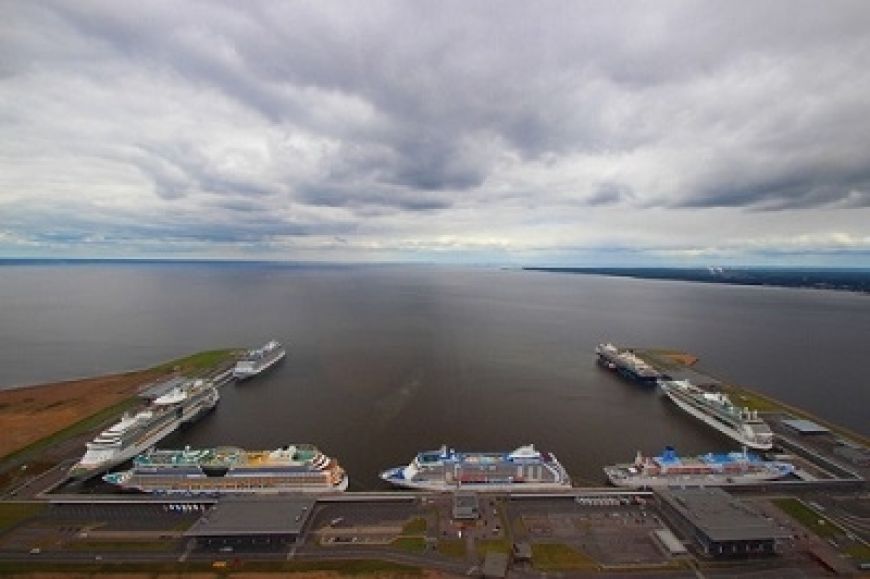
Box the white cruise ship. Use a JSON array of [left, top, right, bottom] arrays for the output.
[[604, 447, 794, 488], [659, 380, 773, 450], [104, 444, 348, 495], [380, 445, 572, 492], [69, 379, 220, 480], [233, 340, 286, 380]]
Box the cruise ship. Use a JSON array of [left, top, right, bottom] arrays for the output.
[[604, 447, 794, 488], [233, 340, 286, 380], [103, 444, 348, 494], [380, 445, 571, 491], [69, 380, 220, 480], [659, 380, 774, 450], [595, 343, 661, 385]]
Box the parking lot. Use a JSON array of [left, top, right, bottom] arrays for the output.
[[506, 497, 673, 566]]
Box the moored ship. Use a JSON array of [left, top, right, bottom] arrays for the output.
[[604, 446, 794, 488], [595, 343, 661, 385], [103, 444, 348, 494], [233, 340, 286, 380], [659, 379, 774, 450], [69, 379, 220, 480], [380, 444, 571, 491]]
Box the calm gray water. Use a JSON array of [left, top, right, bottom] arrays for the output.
[[0, 263, 867, 488]]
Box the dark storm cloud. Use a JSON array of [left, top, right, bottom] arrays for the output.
[[2, 1, 870, 258]]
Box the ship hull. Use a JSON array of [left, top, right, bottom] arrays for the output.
[[118, 474, 349, 495], [233, 349, 286, 380], [69, 388, 220, 480], [604, 469, 789, 489], [379, 468, 572, 493], [595, 347, 660, 385], [661, 386, 772, 450]]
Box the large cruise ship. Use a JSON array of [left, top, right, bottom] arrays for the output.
[[604, 447, 794, 488], [69, 379, 220, 480], [103, 444, 348, 494], [380, 445, 571, 492], [659, 380, 774, 450], [595, 343, 661, 385], [233, 340, 286, 380]]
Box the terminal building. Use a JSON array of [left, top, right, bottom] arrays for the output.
[[656, 488, 790, 558], [452, 492, 480, 520], [185, 496, 315, 550]]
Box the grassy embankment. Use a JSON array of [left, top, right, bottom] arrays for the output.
[[635, 348, 870, 446], [391, 517, 428, 553], [0, 349, 239, 491], [772, 498, 844, 539], [0, 503, 47, 533], [531, 543, 597, 571], [436, 539, 465, 558], [0, 559, 423, 577]]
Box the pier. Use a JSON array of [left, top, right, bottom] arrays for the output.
[[0, 347, 867, 576]]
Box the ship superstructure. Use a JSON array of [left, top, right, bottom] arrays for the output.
[[69, 379, 219, 480], [595, 343, 661, 385], [604, 446, 794, 488], [103, 444, 348, 494], [380, 444, 571, 491], [659, 380, 774, 450], [233, 340, 286, 380]]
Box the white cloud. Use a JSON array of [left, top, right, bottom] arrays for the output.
[[0, 1, 869, 264]]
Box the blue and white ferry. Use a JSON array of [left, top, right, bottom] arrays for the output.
[[380, 444, 572, 491], [604, 446, 794, 488]]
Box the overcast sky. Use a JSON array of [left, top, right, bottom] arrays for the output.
[[1, 1, 869, 265]]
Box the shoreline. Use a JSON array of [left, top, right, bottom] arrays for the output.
[[634, 348, 870, 447], [0, 350, 239, 464], [525, 267, 870, 296]]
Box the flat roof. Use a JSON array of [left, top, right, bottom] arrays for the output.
[[185, 496, 315, 537], [482, 552, 509, 578], [658, 488, 790, 542], [782, 419, 830, 434], [652, 528, 688, 554], [453, 492, 480, 518]]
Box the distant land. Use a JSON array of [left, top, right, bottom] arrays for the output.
[[524, 267, 870, 294]]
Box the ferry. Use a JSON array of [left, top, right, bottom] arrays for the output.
[[595, 343, 661, 385], [69, 380, 220, 480], [659, 379, 774, 450], [233, 340, 286, 380], [103, 444, 348, 494], [604, 446, 794, 488], [380, 444, 571, 492]]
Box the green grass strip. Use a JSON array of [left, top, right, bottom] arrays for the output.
[[773, 498, 844, 539], [532, 543, 597, 570], [0, 502, 46, 533]]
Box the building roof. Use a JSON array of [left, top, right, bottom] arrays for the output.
[[652, 528, 688, 554], [452, 492, 480, 519], [482, 551, 509, 578], [185, 496, 315, 537], [658, 488, 790, 542], [512, 542, 532, 560], [782, 419, 830, 434]]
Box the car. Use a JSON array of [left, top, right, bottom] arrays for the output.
[[29, 548, 41, 555], [219, 546, 234, 553], [329, 517, 344, 526]]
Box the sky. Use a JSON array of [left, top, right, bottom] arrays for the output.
[[1, 1, 869, 266]]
